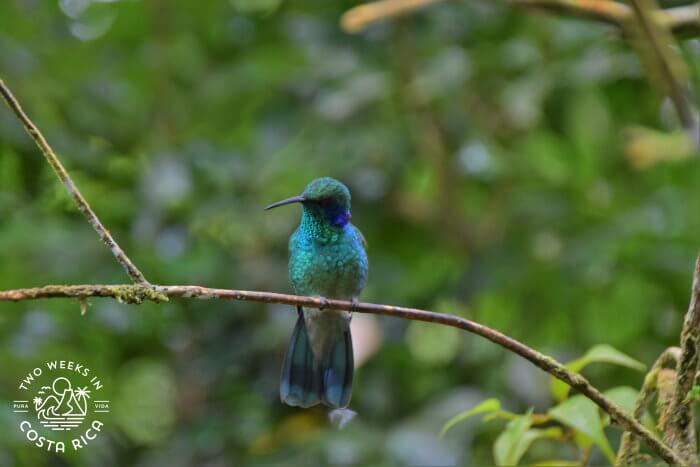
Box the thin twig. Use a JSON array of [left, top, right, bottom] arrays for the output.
[[0, 79, 149, 284], [511, 1, 699, 35], [615, 346, 681, 466], [655, 4, 700, 37], [341, 0, 700, 35], [511, 0, 630, 25], [579, 444, 593, 467], [665, 255, 700, 464], [341, 0, 447, 33], [0, 283, 685, 465], [658, 368, 680, 437]]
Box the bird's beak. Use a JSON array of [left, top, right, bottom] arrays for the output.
[[264, 195, 306, 210]]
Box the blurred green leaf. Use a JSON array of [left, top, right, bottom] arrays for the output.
[[114, 359, 176, 446], [494, 410, 533, 466], [440, 398, 501, 437], [600, 386, 650, 428], [476, 293, 519, 335], [406, 320, 461, 365], [551, 344, 646, 401], [603, 386, 639, 416], [523, 131, 570, 185], [567, 90, 609, 175], [493, 410, 561, 466], [0, 149, 22, 193], [549, 395, 615, 464], [582, 277, 661, 347]]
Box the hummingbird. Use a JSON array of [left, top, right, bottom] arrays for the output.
[[265, 177, 368, 409]]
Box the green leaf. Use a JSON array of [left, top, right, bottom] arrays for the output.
[[567, 90, 610, 176], [551, 344, 646, 401], [573, 430, 593, 450], [494, 411, 533, 466], [549, 395, 615, 464], [483, 409, 519, 422], [493, 411, 561, 466], [114, 359, 177, 445], [603, 386, 639, 416], [406, 320, 461, 366], [603, 386, 656, 429], [524, 131, 571, 185], [519, 427, 563, 457], [440, 398, 501, 437]]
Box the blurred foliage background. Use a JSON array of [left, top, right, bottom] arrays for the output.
[[0, 0, 699, 465]]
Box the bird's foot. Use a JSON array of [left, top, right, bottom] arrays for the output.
[[318, 296, 331, 310], [350, 297, 360, 312]]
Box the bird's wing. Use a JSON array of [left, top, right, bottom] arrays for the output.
[[350, 224, 367, 250], [288, 227, 301, 252]]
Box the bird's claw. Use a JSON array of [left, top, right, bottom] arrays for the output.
[[317, 297, 359, 312]]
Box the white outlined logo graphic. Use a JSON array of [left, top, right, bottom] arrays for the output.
[[11, 360, 110, 453]]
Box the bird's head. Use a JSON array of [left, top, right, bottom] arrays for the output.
[[265, 177, 352, 227]]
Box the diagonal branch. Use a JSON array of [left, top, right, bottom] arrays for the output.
[[664, 254, 700, 464], [511, 1, 699, 36], [341, 0, 700, 36], [511, 0, 630, 26], [0, 283, 685, 465], [0, 79, 149, 284], [615, 346, 681, 466], [341, 0, 447, 33], [615, 256, 700, 466]]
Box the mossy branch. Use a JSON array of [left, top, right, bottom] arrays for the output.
[[663, 255, 700, 464], [615, 346, 681, 466], [0, 283, 685, 464], [615, 255, 700, 465]]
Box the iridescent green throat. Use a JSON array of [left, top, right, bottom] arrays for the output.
[[299, 208, 342, 243]]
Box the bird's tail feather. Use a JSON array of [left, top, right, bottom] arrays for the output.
[[280, 309, 322, 408], [323, 325, 353, 408], [280, 308, 353, 409]]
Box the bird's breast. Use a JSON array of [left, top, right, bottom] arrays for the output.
[[288, 229, 367, 300]]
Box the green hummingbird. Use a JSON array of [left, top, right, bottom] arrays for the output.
[[265, 177, 368, 408]]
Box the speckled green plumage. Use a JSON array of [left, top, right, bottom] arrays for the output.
[[270, 177, 368, 409], [289, 213, 367, 300]]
